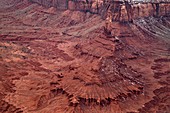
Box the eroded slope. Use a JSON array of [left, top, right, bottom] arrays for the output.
[[0, 1, 170, 113]]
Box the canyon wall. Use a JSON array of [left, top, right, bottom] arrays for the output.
[[1, 0, 170, 113], [110, 2, 170, 22], [28, 0, 170, 21]]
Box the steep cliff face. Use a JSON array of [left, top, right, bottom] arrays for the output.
[[28, 0, 170, 21], [0, 0, 170, 113], [110, 2, 170, 21]]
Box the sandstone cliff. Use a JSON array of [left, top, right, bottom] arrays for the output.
[[0, 0, 170, 113], [28, 0, 170, 22]]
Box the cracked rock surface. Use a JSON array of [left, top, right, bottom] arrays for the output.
[[0, 0, 170, 113]]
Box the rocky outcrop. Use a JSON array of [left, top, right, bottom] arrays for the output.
[[0, 0, 170, 113], [111, 2, 170, 22], [28, 0, 170, 22]]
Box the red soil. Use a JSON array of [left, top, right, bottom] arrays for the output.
[[0, 0, 170, 113]]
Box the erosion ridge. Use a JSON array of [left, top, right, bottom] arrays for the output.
[[0, 0, 170, 113]]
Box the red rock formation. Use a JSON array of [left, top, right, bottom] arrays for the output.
[[0, 0, 170, 113], [28, 0, 170, 21]]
